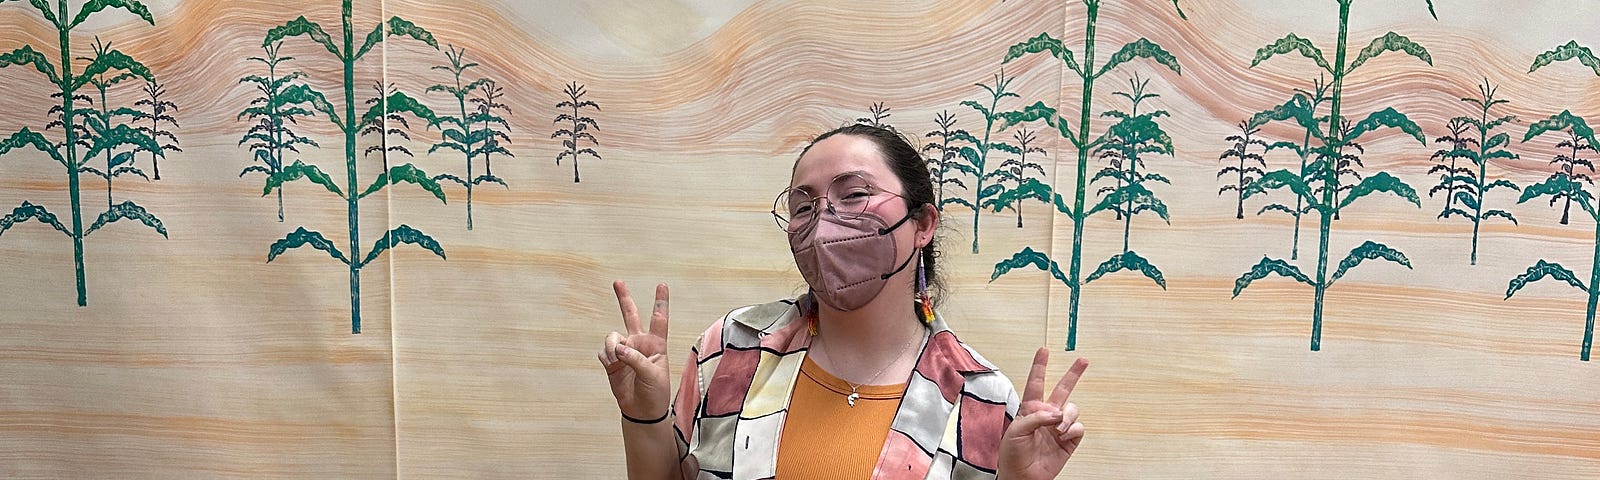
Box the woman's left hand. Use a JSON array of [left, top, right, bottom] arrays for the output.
[[996, 347, 1088, 480]]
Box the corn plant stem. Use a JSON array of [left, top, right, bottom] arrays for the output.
[[1064, 1, 1100, 352], [55, 2, 88, 307], [1586, 219, 1599, 361], [971, 92, 997, 255], [1311, 0, 1353, 352], [340, 1, 363, 334], [452, 70, 475, 230], [1470, 100, 1490, 266], [98, 86, 113, 210]]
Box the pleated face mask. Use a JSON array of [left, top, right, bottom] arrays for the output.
[[786, 206, 917, 311]]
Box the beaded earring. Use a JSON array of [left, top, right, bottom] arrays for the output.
[[804, 291, 819, 336], [916, 251, 934, 324]]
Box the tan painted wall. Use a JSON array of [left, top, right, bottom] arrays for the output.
[[0, 0, 1596, 478]]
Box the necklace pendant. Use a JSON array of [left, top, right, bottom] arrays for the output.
[[846, 391, 859, 407]]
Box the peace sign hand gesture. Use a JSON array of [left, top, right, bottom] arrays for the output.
[[997, 347, 1089, 480], [598, 281, 672, 423]]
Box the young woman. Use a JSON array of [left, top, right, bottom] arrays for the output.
[[599, 124, 1089, 479]]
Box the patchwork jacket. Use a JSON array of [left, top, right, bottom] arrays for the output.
[[670, 298, 1021, 479]]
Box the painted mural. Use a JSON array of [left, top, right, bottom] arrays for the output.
[[1, 0, 1597, 478]]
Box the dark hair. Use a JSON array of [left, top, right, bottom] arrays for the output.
[[799, 123, 945, 299]]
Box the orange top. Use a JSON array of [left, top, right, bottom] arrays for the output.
[[775, 354, 908, 479]]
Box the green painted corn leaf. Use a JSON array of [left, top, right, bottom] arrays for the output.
[[985, 178, 1049, 211], [266, 159, 344, 199], [940, 196, 976, 211], [107, 150, 136, 169], [0, 45, 61, 84], [996, 102, 1077, 146], [70, 0, 154, 29], [1247, 93, 1321, 140], [1244, 169, 1318, 208], [361, 163, 446, 203], [84, 124, 160, 162], [240, 164, 273, 177], [1169, 0, 1187, 20], [1451, 190, 1481, 211], [112, 165, 149, 180], [79, 166, 109, 179], [1424, 0, 1437, 19], [1329, 240, 1412, 285], [1338, 172, 1421, 210], [1506, 259, 1586, 298], [977, 183, 1005, 201], [387, 17, 438, 48], [265, 17, 338, 58], [278, 83, 340, 130], [432, 173, 467, 187], [361, 90, 438, 128], [1096, 38, 1181, 79], [1518, 175, 1596, 220], [1346, 32, 1433, 73], [990, 246, 1073, 288], [267, 226, 348, 265], [473, 174, 508, 188], [1484, 179, 1520, 192], [1529, 40, 1600, 76], [25, 0, 60, 28], [1346, 108, 1427, 145], [1087, 182, 1170, 223], [1084, 250, 1166, 288], [1004, 32, 1082, 77], [359, 224, 445, 267], [1256, 203, 1299, 217], [84, 200, 166, 238], [0, 127, 65, 167], [1251, 33, 1332, 73], [1482, 209, 1517, 225], [0, 200, 69, 237], [1233, 256, 1312, 297], [1522, 110, 1598, 148]]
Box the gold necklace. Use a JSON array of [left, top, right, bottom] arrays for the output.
[[815, 330, 919, 407]]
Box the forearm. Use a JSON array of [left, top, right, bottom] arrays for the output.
[[620, 415, 682, 480]]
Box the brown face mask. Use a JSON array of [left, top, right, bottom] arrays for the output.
[[787, 207, 918, 311]]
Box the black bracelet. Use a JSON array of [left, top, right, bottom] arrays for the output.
[[621, 410, 669, 425]]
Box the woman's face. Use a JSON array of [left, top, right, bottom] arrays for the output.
[[789, 134, 934, 290]]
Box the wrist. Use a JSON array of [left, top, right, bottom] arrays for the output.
[[621, 409, 670, 425]]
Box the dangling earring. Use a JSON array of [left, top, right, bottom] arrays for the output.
[[804, 290, 819, 336], [916, 250, 934, 324]]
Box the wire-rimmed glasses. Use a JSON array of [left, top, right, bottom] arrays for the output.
[[772, 172, 907, 232]]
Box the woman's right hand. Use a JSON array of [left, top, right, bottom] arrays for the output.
[[599, 280, 673, 423]]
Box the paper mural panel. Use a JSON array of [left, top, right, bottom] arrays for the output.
[[1, 0, 1597, 478]]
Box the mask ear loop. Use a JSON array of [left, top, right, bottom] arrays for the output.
[[916, 248, 934, 325]]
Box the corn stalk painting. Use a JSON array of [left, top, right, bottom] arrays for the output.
[[79, 37, 152, 211], [427, 46, 510, 230], [553, 81, 600, 183], [1245, 76, 1333, 260], [1430, 79, 1520, 265], [943, 70, 1022, 254], [0, 0, 170, 307], [135, 77, 179, 181], [238, 41, 319, 222], [1219, 121, 1267, 220], [923, 110, 969, 210], [254, 0, 448, 334], [1231, 0, 1435, 351], [857, 102, 892, 129], [1090, 75, 1173, 256], [1507, 41, 1600, 361], [986, 0, 1186, 350], [985, 126, 1048, 228]]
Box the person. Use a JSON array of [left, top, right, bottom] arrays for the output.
[[598, 124, 1089, 479]]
